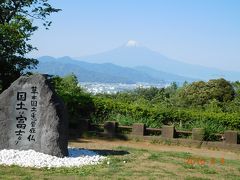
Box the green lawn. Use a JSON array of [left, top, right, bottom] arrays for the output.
[[0, 146, 239, 180]]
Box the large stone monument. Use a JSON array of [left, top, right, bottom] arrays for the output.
[[0, 74, 68, 157]]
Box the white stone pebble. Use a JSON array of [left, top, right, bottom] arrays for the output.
[[0, 147, 106, 168]]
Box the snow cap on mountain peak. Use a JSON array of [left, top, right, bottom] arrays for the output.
[[125, 40, 140, 47]]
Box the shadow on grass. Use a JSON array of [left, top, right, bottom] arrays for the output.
[[70, 132, 130, 142], [92, 133, 129, 141], [91, 149, 130, 156]]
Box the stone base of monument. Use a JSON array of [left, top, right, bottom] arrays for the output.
[[0, 74, 68, 157]]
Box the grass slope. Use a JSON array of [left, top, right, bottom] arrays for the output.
[[0, 144, 239, 180]]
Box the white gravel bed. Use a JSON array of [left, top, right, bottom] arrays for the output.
[[0, 148, 106, 168]]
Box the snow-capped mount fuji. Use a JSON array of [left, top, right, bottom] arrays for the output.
[[77, 41, 240, 81]]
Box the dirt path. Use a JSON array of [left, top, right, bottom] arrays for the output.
[[69, 138, 240, 160]]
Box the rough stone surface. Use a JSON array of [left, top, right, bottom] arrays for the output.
[[161, 125, 175, 138], [192, 128, 204, 141], [132, 123, 145, 136], [224, 130, 238, 144], [104, 121, 118, 137], [0, 74, 68, 157]]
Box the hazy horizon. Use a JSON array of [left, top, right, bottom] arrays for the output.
[[30, 0, 240, 71]]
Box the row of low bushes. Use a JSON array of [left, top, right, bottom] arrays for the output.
[[91, 97, 240, 133]]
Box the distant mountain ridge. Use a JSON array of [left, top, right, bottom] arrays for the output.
[[76, 42, 240, 81], [35, 42, 240, 83], [35, 56, 194, 84]]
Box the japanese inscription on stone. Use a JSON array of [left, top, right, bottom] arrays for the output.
[[13, 86, 40, 146], [0, 74, 68, 157]]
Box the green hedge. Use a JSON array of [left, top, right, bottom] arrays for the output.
[[91, 97, 240, 132]]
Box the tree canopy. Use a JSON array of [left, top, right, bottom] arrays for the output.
[[176, 78, 235, 107], [0, 0, 60, 92]]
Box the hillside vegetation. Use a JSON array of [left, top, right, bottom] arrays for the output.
[[52, 74, 240, 140]]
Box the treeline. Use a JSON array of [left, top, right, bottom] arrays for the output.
[[51, 74, 240, 139]]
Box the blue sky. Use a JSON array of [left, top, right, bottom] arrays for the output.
[[30, 0, 240, 71]]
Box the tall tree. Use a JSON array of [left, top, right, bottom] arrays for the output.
[[176, 78, 235, 107], [0, 0, 60, 92]]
